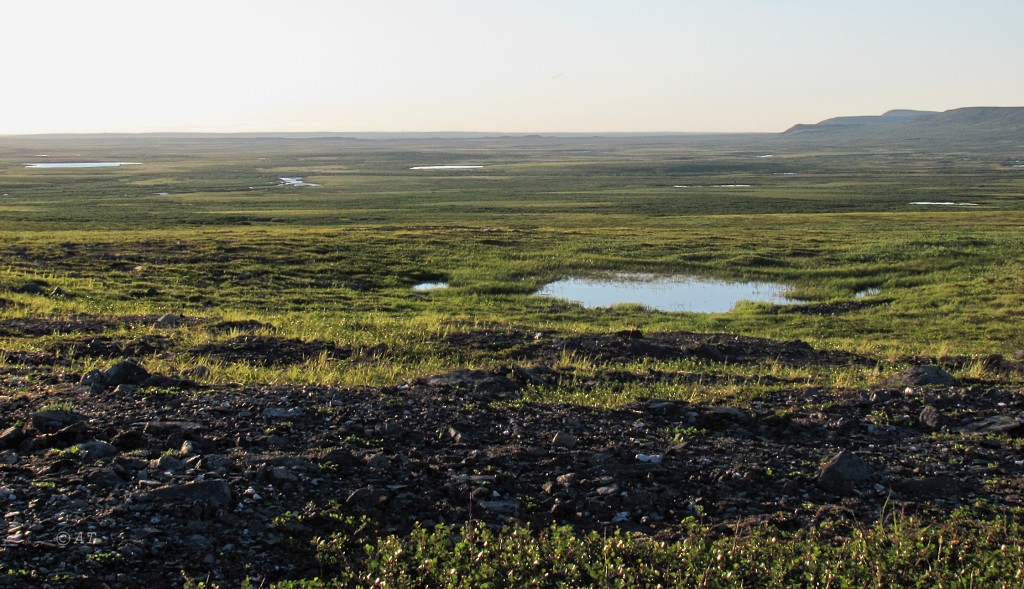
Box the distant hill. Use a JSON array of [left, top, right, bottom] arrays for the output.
[[781, 107, 1024, 149]]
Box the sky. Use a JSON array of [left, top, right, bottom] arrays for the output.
[[2, 0, 1022, 134]]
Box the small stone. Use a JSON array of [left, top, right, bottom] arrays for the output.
[[707, 407, 748, 421], [0, 451, 17, 465], [140, 480, 233, 507], [556, 473, 578, 488], [86, 469, 125, 488], [635, 453, 663, 465], [478, 500, 519, 515], [154, 314, 182, 328], [892, 476, 963, 498], [960, 415, 1024, 436], [268, 466, 299, 483], [596, 484, 620, 496], [79, 370, 108, 388], [320, 448, 359, 467], [76, 441, 119, 461], [104, 360, 150, 387], [364, 452, 391, 469], [817, 450, 872, 495], [551, 431, 576, 449], [153, 455, 185, 473], [446, 427, 467, 444], [919, 405, 942, 429], [0, 426, 25, 450], [898, 365, 956, 387], [345, 487, 389, 508], [263, 407, 303, 419], [15, 282, 45, 295], [182, 366, 211, 380], [31, 410, 87, 433]]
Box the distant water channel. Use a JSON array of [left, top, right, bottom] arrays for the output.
[[536, 274, 796, 313]]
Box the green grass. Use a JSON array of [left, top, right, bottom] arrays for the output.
[[185, 511, 1024, 588]]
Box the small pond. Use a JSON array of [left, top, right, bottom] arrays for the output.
[[24, 162, 142, 168], [536, 274, 796, 313], [412, 282, 448, 291], [409, 165, 483, 170], [279, 177, 320, 187]]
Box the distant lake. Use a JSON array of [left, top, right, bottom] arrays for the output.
[[536, 274, 796, 313], [24, 162, 141, 168]]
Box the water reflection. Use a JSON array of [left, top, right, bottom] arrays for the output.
[[412, 282, 448, 291], [536, 274, 795, 313]]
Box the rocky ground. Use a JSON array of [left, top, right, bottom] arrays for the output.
[[1, 322, 1024, 587]]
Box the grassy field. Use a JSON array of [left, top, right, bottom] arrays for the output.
[[2, 134, 1023, 363], [2, 133, 1024, 586]]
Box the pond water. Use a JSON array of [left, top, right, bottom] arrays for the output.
[[910, 201, 978, 206], [412, 282, 448, 291], [536, 274, 795, 313], [673, 184, 752, 188], [855, 287, 882, 298], [279, 177, 319, 187], [24, 162, 141, 168], [409, 165, 483, 170]]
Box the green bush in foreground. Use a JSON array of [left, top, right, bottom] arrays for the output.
[[260, 514, 1024, 589]]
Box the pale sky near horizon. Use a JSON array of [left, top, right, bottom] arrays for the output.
[[2, 0, 1022, 134]]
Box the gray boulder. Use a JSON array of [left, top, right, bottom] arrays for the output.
[[817, 450, 872, 495]]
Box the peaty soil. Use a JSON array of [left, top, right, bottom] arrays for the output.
[[1, 330, 1023, 587]]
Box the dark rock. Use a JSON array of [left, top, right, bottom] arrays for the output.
[[892, 476, 963, 498], [898, 365, 956, 387], [478, 500, 519, 515], [688, 343, 726, 362], [154, 314, 182, 328], [76, 441, 119, 461], [153, 455, 186, 473], [79, 369, 108, 388], [364, 452, 391, 469], [707, 407, 748, 421], [143, 421, 203, 435], [346, 487, 389, 509], [512, 365, 548, 386], [15, 283, 45, 295], [86, 469, 126, 488], [321, 448, 359, 467], [31, 410, 87, 433], [0, 425, 26, 449], [960, 415, 1024, 436], [140, 480, 233, 507], [446, 427, 468, 444], [111, 430, 148, 450], [182, 366, 211, 380], [140, 374, 183, 389], [919, 405, 942, 429], [268, 466, 299, 483], [104, 360, 150, 387], [817, 450, 872, 495], [551, 431, 576, 449]]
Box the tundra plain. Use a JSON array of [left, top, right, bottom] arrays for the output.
[[1, 132, 1024, 587]]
